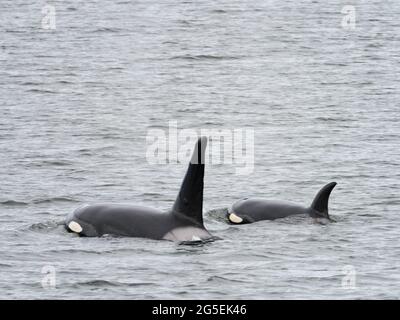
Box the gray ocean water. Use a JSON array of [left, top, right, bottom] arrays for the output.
[[1, 0, 399, 299]]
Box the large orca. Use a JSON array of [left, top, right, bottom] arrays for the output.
[[65, 137, 215, 242], [226, 182, 337, 224]]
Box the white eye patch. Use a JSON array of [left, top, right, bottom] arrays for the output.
[[68, 221, 83, 233], [228, 213, 243, 224]]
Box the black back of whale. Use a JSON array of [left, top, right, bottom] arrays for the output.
[[228, 182, 337, 223], [65, 137, 213, 241]]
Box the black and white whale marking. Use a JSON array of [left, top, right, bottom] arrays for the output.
[[65, 137, 214, 242], [227, 182, 337, 224]]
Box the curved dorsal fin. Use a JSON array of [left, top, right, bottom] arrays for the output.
[[171, 137, 207, 226], [310, 182, 337, 219]]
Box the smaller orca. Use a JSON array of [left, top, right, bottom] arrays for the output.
[[227, 182, 337, 224], [65, 137, 215, 242]]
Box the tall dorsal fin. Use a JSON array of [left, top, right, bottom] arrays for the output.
[[310, 182, 337, 219], [171, 137, 207, 226]]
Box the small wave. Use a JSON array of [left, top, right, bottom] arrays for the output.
[[179, 236, 220, 246], [142, 192, 163, 197], [170, 54, 241, 61], [0, 200, 28, 206], [45, 249, 105, 255], [77, 280, 121, 287], [315, 117, 354, 122], [27, 89, 57, 94], [176, 20, 192, 25], [21, 82, 41, 86], [207, 276, 247, 284], [202, 120, 224, 125], [177, 108, 205, 113], [358, 213, 382, 218], [28, 220, 63, 232], [207, 208, 229, 222], [31, 160, 73, 167], [106, 67, 124, 71], [94, 183, 119, 187], [90, 27, 123, 33], [162, 40, 179, 45], [74, 280, 154, 287], [57, 80, 74, 85], [211, 9, 227, 14], [5, 30, 26, 34], [369, 199, 400, 206], [32, 197, 79, 204], [35, 211, 52, 216], [0, 263, 13, 268]]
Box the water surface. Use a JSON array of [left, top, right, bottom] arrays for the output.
[[0, 0, 399, 299]]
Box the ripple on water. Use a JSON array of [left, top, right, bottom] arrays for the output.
[[71, 280, 155, 288], [32, 197, 80, 204], [0, 200, 29, 206]]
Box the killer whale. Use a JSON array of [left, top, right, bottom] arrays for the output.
[[226, 182, 337, 224], [65, 137, 214, 242]]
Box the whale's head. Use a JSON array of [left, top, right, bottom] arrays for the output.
[[226, 211, 253, 224]]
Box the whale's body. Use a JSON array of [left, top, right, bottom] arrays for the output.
[[227, 182, 337, 224], [65, 137, 213, 242], [66, 204, 211, 241]]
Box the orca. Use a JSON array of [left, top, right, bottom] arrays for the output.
[[226, 182, 337, 224], [65, 137, 215, 242]]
